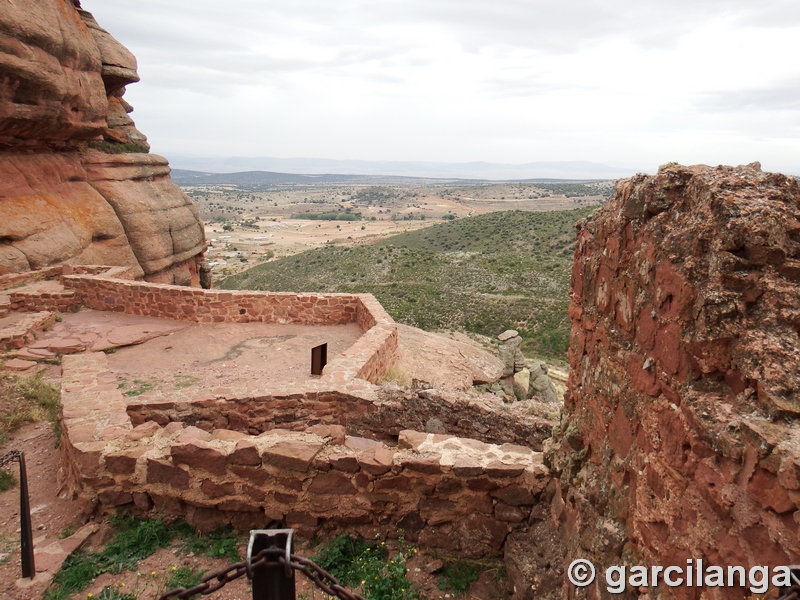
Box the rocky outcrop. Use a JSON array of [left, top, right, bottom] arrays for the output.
[[516, 361, 559, 404], [547, 163, 800, 598], [0, 0, 205, 285], [394, 323, 504, 390]]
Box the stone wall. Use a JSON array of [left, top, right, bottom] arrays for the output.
[[62, 272, 398, 385], [0, 266, 64, 290], [9, 288, 79, 313], [356, 386, 555, 450], [547, 163, 800, 598], [66, 274, 361, 324], [60, 353, 550, 558], [126, 384, 552, 450]]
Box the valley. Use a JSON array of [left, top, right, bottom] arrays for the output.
[[182, 175, 610, 281]]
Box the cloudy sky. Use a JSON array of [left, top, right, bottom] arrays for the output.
[[85, 0, 800, 175]]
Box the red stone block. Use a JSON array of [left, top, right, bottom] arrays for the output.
[[401, 456, 442, 475], [146, 458, 189, 489], [329, 453, 360, 473], [200, 479, 236, 499], [308, 472, 357, 495], [747, 469, 796, 513], [228, 440, 261, 466], [626, 353, 660, 397], [105, 446, 149, 475], [653, 321, 682, 375], [98, 490, 134, 507]]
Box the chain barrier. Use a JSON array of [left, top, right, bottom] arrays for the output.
[[0, 449, 22, 469], [779, 584, 800, 600], [158, 547, 367, 600]]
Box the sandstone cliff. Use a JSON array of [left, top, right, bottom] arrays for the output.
[[547, 163, 800, 598], [0, 0, 205, 285]]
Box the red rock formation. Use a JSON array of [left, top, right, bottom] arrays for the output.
[[548, 163, 800, 598], [0, 0, 205, 285]]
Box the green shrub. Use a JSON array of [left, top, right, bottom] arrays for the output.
[[313, 534, 418, 600], [44, 516, 172, 600], [0, 469, 15, 492], [438, 560, 480, 595], [174, 523, 241, 562]]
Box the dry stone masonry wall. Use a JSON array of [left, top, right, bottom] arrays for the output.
[[548, 163, 800, 599], [60, 352, 549, 558]]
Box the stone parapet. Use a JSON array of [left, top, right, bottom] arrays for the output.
[[60, 353, 549, 558], [0, 266, 64, 291], [62, 271, 397, 385]]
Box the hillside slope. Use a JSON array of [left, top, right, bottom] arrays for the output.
[[221, 208, 596, 360]]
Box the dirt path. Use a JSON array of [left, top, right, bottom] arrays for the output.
[[0, 423, 83, 599]]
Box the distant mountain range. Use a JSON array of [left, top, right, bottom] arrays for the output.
[[165, 155, 641, 181]]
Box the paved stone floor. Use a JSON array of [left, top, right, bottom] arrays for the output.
[[5, 308, 364, 400], [105, 319, 364, 401]]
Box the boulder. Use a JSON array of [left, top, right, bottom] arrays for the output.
[[528, 361, 559, 403], [497, 331, 525, 377], [513, 368, 530, 400]]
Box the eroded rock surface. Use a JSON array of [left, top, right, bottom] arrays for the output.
[[547, 163, 800, 598], [394, 323, 504, 390], [0, 1, 205, 284]]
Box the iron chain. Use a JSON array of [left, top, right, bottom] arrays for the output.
[[157, 547, 367, 600], [0, 450, 21, 469], [779, 585, 800, 600]]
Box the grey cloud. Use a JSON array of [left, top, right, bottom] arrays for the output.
[[89, 0, 800, 62], [698, 79, 800, 111]]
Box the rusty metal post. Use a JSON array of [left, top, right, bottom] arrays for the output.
[[18, 452, 35, 579], [247, 529, 295, 600], [311, 343, 327, 376]]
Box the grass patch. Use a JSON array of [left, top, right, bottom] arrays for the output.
[[44, 515, 172, 600], [0, 469, 16, 492], [438, 560, 480, 596], [174, 375, 200, 390], [95, 586, 135, 600], [59, 522, 78, 539], [0, 532, 14, 563], [173, 523, 241, 562], [164, 565, 206, 593], [117, 378, 155, 397], [313, 533, 419, 600], [380, 366, 411, 387], [222, 208, 596, 363], [44, 519, 240, 600], [0, 372, 60, 447]]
